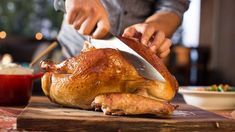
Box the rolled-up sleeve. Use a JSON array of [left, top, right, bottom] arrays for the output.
[[155, 0, 190, 21]]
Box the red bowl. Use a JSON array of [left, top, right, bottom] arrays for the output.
[[0, 72, 43, 105]]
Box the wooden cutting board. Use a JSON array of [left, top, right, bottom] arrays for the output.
[[17, 97, 235, 131]]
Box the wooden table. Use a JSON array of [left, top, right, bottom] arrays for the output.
[[0, 96, 234, 131]]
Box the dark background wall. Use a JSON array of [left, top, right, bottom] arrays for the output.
[[200, 0, 235, 85]]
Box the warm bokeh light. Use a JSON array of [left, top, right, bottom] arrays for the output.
[[1, 53, 13, 64], [0, 31, 7, 39], [35, 32, 43, 40]]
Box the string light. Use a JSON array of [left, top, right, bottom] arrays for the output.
[[35, 32, 43, 40], [0, 31, 7, 39]]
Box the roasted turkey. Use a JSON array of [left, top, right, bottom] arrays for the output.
[[40, 37, 178, 117]]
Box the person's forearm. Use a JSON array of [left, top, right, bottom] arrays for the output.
[[145, 11, 181, 38]]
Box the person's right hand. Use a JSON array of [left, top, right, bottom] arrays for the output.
[[65, 0, 110, 39]]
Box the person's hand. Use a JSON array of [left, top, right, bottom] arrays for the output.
[[65, 0, 110, 38], [123, 22, 172, 58]]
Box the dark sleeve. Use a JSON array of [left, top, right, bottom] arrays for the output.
[[155, 0, 190, 21], [54, 0, 66, 12]]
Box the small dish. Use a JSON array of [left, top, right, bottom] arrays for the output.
[[0, 62, 44, 105], [0, 73, 43, 105], [178, 86, 235, 110]]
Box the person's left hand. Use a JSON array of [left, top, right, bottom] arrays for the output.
[[122, 22, 172, 58]]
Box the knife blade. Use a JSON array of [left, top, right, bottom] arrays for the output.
[[87, 36, 165, 82]]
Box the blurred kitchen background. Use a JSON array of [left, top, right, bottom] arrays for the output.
[[0, 0, 235, 95]]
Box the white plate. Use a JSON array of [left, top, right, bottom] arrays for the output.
[[179, 86, 235, 110]]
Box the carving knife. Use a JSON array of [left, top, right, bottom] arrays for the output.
[[87, 35, 165, 82]]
